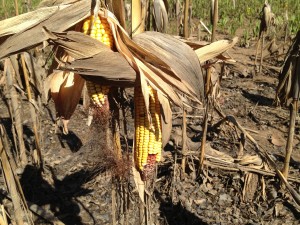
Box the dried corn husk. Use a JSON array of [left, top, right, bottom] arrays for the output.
[[275, 31, 300, 106]]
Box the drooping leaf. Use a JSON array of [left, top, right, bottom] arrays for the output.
[[44, 29, 112, 59], [59, 52, 136, 86], [132, 166, 145, 203], [153, 0, 168, 33], [0, 0, 91, 59], [0, 6, 60, 37], [133, 31, 204, 101], [276, 31, 300, 106], [157, 92, 172, 147], [194, 37, 239, 63]]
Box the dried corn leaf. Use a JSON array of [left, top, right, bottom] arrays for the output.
[[133, 31, 204, 101], [242, 172, 259, 202], [208, 66, 220, 99], [184, 39, 235, 63], [183, 39, 210, 50], [259, 2, 275, 36], [0, 0, 90, 59], [135, 58, 181, 106], [276, 31, 300, 105], [44, 29, 112, 59], [0, 204, 8, 225], [238, 154, 263, 167], [0, 6, 60, 37], [43, 26, 136, 86], [0, 126, 33, 225], [158, 92, 172, 147], [206, 144, 234, 163], [271, 133, 285, 147], [108, 14, 203, 125], [132, 166, 145, 203], [153, 0, 168, 33], [38, 0, 80, 7], [60, 52, 136, 86], [195, 37, 238, 63]]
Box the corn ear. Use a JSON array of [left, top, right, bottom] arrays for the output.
[[82, 14, 114, 108], [134, 85, 162, 180]]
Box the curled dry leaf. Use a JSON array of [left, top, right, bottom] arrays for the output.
[[0, 0, 91, 59], [132, 166, 145, 203], [206, 144, 235, 163], [153, 0, 169, 33], [194, 37, 239, 63], [47, 70, 85, 133], [238, 154, 263, 167], [275, 31, 300, 106], [0, 6, 60, 37]]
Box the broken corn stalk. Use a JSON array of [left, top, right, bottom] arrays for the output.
[[134, 85, 162, 180]]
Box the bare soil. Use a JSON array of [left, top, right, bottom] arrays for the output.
[[0, 31, 300, 225]]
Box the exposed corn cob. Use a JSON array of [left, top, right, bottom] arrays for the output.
[[82, 15, 114, 48], [82, 15, 114, 109], [86, 83, 110, 107], [134, 85, 162, 180]]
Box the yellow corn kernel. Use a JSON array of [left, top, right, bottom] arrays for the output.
[[134, 85, 162, 174], [82, 14, 114, 108], [86, 82, 109, 107]]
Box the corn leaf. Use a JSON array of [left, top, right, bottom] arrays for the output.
[[157, 92, 173, 147], [132, 166, 145, 203], [153, 0, 168, 33], [44, 29, 112, 59], [195, 37, 238, 63], [59, 51, 136, 86], [132, 31, 204, 101], [38, 0, 81, 7], [276, 31, 300, 105], [0, 6, 60, 37], [0, 0, 91, 59]]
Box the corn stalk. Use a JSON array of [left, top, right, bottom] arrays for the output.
[[132, 0, 144, 36], [275, 30, 300, 179], [13, 0, 18, 16], [20, 54, 42, 167], [282, 52, 300, 179], [183, 0, 189, 38], [211, 0, 218, 42], [254, 2, 274, 74], [181, 106, 187, 172], [2, 0, 7, 19], [4, 58, 28, 167], [0, 125, 33, 225]]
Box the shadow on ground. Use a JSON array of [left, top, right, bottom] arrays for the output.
[[155, 191, 208, 225], [242, 90, 274, 106], [20, 165, 98, 225]]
